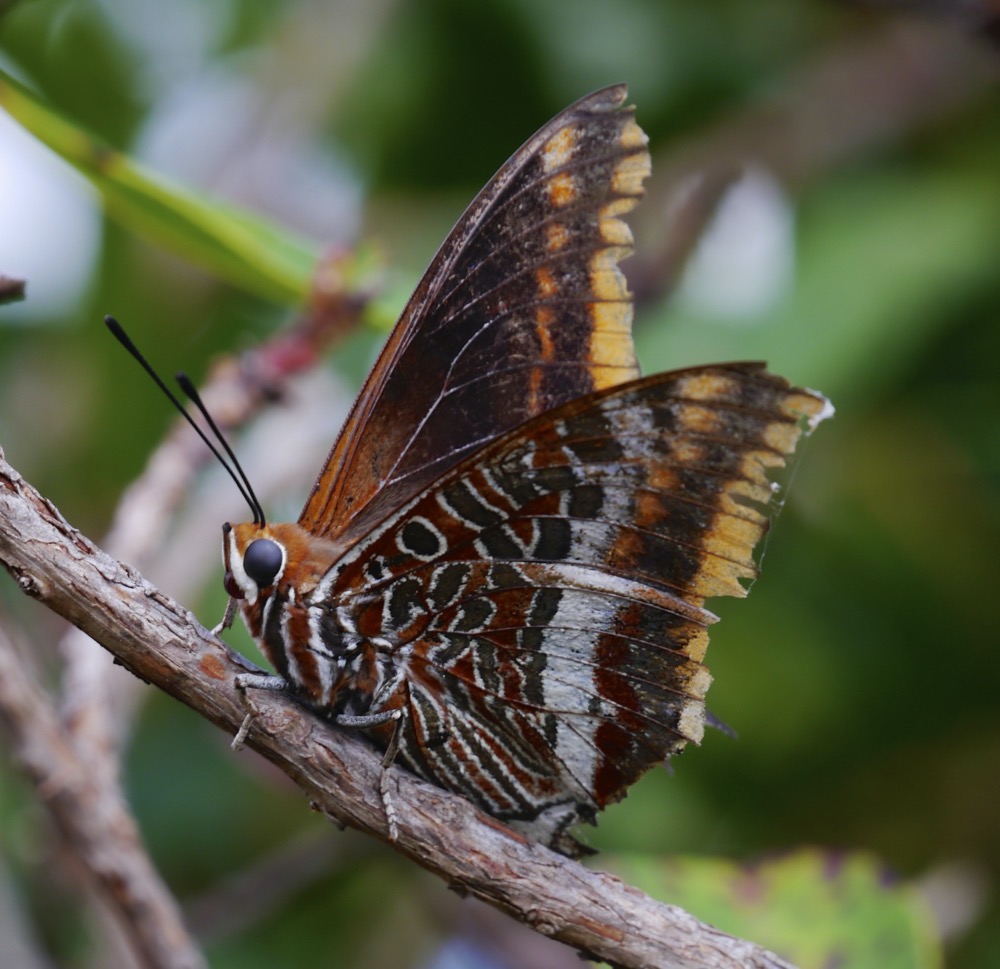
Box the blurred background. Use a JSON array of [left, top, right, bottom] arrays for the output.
[[1, 1, 999, 967]]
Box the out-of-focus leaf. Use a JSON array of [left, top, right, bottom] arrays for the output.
[[0, 68, 317, 305], [614, 849, 942, 969], [639, 168, 1000, 405]]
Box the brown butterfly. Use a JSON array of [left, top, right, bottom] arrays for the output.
[[114, 85, 830, 855]]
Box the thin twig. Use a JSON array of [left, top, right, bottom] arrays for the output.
[[0, 448, 796, 969]]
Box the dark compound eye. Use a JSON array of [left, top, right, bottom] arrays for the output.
[[243, 538, 283, 588]]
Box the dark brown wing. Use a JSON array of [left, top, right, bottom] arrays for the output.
[[299, 85, 650, 544]]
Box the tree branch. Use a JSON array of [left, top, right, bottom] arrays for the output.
[[0, 454, 796, 969]]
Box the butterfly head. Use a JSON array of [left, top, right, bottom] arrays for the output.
[[222, 519, 340, 604], [223, 520, 327, 603]]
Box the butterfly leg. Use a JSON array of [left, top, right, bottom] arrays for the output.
[[211, 596, 238, 636], [336, 707, 405, 842], [380, 713, 404, 843], [231, 673, 288, 750]]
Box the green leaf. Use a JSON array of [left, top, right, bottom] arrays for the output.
[[613, 849, 942, 969], [0, 68, 318, 305]]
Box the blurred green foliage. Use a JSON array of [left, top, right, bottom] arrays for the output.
[[1, 1, 999, 967], [617, 850, 941, 969]]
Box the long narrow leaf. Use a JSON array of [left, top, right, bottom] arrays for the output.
[[0, 68, 319, 305]]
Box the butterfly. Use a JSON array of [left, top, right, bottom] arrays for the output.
[[123, 84, 830, 855]]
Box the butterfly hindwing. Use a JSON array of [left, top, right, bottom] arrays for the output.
[[320, 363, 828, 840], [300, 85, 650, 545]]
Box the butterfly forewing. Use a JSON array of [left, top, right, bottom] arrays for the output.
[[300, 84, 650, 546], [312, 363, 827, 846]]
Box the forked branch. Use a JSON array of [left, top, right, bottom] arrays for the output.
[[0, 448, 795, 969]]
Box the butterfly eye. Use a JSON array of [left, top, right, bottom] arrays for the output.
[[243, 539, 283, 588]]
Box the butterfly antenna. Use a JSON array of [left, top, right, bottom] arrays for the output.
[[175, 372, 266, 526], [104, 315, 265, 526]]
